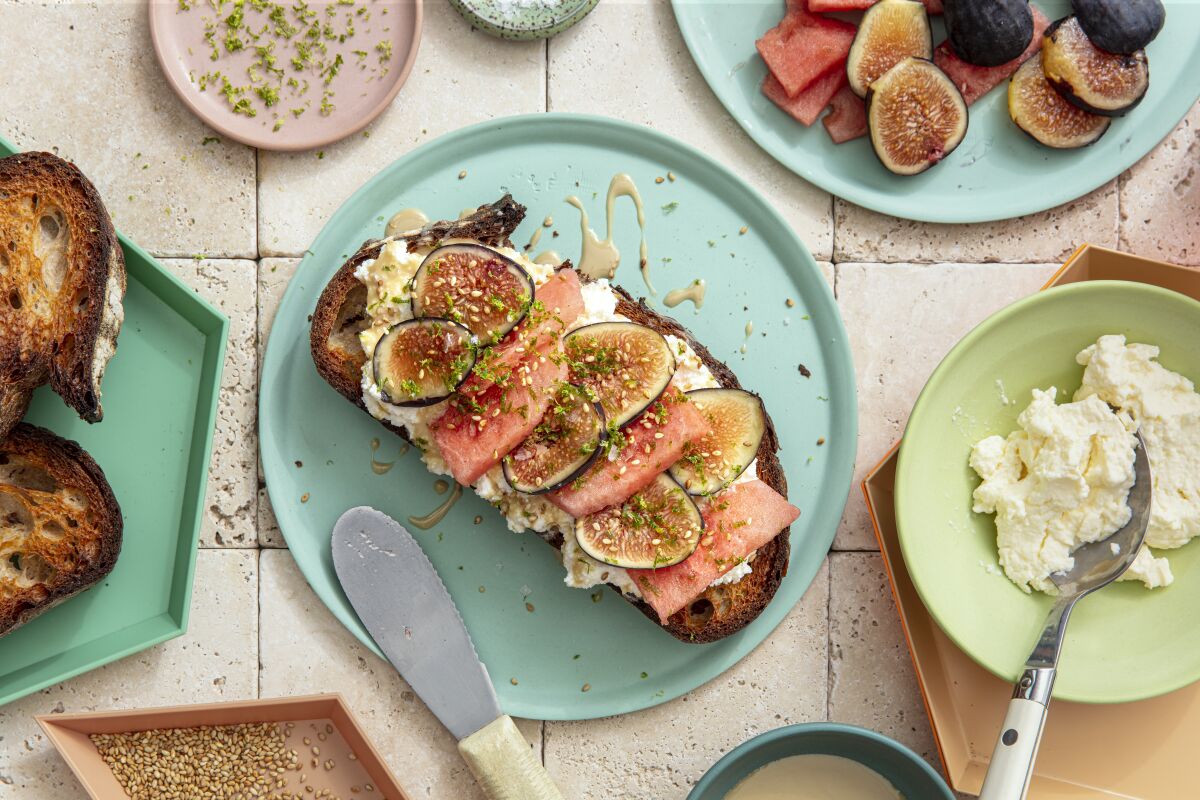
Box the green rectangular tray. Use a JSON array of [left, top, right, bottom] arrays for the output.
[[0, 135, 228, 706]]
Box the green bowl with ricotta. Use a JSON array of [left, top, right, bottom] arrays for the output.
[[896, 280, 1200, 704]]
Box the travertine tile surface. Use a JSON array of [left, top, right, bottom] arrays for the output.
[[0, 2, 256, 258], [1, 1, 1196, 798], [834, 262, 1059, 550], [548, 0, 834, 262], [164, 259, 259, 547]]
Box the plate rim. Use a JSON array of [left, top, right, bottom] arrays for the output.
[[0, 134, 230, 706], [895, 279, 1200, 703], [147, 0, 424, 152], [258, 110, 859, 720], [670, 0, 1200, 224]]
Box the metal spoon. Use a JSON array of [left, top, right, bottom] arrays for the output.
[[979, 430, 1153, 800]]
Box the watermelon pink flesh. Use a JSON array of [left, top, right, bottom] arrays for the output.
[[433, 354, 567, 486], [934, 7, 1050, 105], [762, 67, 847, 126], [548, 388, 710, 519], [822, 84, 868, 143], [460, 268, 583, 397], [756, 9, 856, 98], [629, 480, 801, 623], [807, 0, 942, 11]]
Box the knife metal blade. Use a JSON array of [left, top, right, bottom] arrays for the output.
[[331, 506, 501, 741]]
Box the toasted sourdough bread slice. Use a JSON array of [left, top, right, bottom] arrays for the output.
[[310, 198, 791, 643], [0, 423, 123, 637], [0, 152, 127, 440]]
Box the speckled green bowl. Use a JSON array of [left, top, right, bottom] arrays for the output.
[[688, 723, 955, 800], [450, 0, 599, 39]]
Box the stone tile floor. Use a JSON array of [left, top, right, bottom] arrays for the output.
[[0, 1, 1196, 797]]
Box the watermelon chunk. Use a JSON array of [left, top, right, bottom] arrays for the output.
[[433, 354, 567, 486], [807, 0, 942, 12], [756, 9, 857, 98], [934, 7, 1050, 106], [822, 84, 868, 143], [629, 480, 801, 623], [461, 268, 583, 396], [763, 67, 847, 126], [548, 388, 710, 519]]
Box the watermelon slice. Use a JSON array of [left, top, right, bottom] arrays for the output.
[[461, 268, 583, 396], [934, 6, 1050, 106], [756, 9, 857, 98], [548, 388, 710, 519], [807, 0, 942, 13], [433, 354, 567, 486], [763, 67, 847, 126], [822, 84, 869, 143], [629, 480, 801, 623]]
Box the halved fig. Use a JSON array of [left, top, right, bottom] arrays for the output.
[[866, 57, 968, 175], [1009, 53, 1111, 148], [372, 318, 475, 407], [1072, 0, 1164, 55], [563, 322, 675, 429], [575, 473, 703, 569], [847, 0, 933, 98], [503, 384, 606, 494], [1042, 16, 1149, 116], [668, 389, 766, 495], [411, 244, 534, 344]]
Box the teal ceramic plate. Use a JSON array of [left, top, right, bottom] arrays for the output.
[[671, 1, 1200, 223], [688, 722, 954, 799], [259, 113, 857, 720], [896, 281, 1200, 703], [0, 136, 228, 706]]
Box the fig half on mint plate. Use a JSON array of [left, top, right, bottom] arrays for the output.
[[1042, 16, 1149, 117], [846, 0, 933, 98], [866, 57, 968, 175]]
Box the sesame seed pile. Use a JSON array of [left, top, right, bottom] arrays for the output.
[[90, 722, 380, 800]]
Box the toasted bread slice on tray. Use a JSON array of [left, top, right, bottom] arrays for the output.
[[0, 152, 126, 440], [0, 423, 123, 637], [310, 198, 791, 643]]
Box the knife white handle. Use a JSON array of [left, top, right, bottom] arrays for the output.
[[458, 715, 565, 800]]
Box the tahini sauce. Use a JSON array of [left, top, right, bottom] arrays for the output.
[[726, 754, 904, 800]]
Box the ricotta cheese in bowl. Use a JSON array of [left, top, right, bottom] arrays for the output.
[[970, 334, 1200, 595], [351, 235, 758, 598]]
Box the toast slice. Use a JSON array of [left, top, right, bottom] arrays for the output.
[[0, 423, 123, 637], [310, 199, 791, 643], [0, 152, 127, 439]]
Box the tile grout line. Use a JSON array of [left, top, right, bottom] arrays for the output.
[[825, 554, 833, 722]]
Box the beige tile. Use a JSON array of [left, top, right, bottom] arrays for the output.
[[834, 182, 1118, 264], [257, 3, 546, 256], [828, 553, 939, 768], [0, 550, 258, 799], [258, 550, 542, 799], [544, 560, 829, 799], [548, 0, 833, 261], [164, 259, 258, 547], [257, 258, 301, 547], [0, 3, 255, 258], [834, 262, 1058, 550], [1120, 102, 1200, 265]]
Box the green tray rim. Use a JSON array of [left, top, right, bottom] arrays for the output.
[[0, 134, 229, 706], [259, 111, 858, 721]]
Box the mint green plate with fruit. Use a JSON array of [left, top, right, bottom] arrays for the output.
[[896, 281, 1200, 703], [0, 135, 228, 707], [259, 113, 857, 720], [672, 0, 1200, 223]]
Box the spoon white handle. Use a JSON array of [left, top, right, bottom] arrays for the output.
[[978, 697, 1048, 800]]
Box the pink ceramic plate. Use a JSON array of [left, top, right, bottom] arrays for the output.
[[149, 0, 422, 151]]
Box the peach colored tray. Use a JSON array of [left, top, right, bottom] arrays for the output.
[[864, 245, 1200, 799], [37, 694, 410, 800]]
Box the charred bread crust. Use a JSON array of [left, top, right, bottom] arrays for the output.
[[0, 152, 126, 435], [0, 423, 123, 637], [308, 201, 793, 644]]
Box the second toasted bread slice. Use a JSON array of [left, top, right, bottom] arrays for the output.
[[0, 423, 122, 637], [0, 152, 126, 439]]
